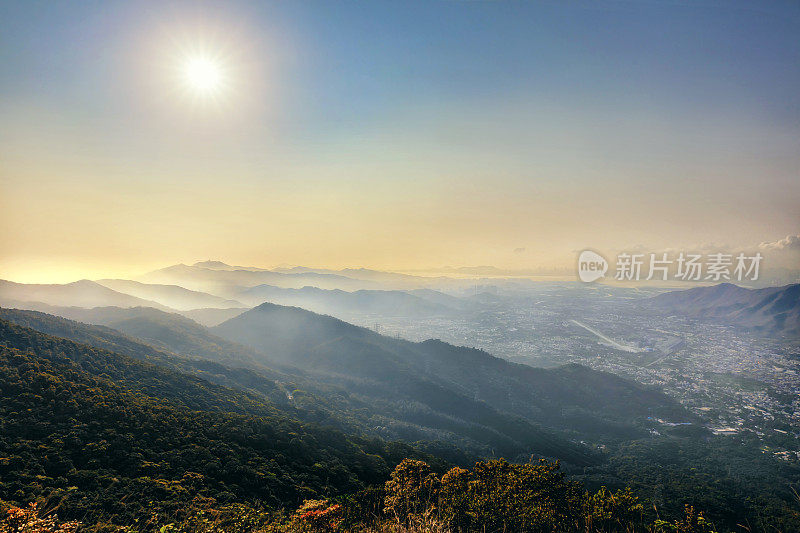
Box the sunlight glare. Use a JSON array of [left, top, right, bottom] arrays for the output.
[[183, 55, 224, 96]]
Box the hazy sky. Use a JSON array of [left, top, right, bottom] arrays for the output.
[[1, 0, 798, 282]]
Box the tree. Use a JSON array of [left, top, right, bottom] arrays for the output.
[[383, 459, 440, 526]]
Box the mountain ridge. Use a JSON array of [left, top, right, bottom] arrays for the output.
[[651, 282, 800, 336], [96, 278, 247, 310], [0, 279, 171, 310], [234, 284, 456, 317], [213, 302, 688, 445]]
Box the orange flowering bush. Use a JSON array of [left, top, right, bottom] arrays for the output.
[[292, 500, 342, 532], [0, 503, 80, 533]]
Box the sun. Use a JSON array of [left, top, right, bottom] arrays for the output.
[[182, 54, 225, 96], [158, 29, 255, 111]]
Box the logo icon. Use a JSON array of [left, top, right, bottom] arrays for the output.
[[577, 250, 608, 282]]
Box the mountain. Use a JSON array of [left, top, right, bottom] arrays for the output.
[[193, 259, 240, 270], [0, 317, 437, 525], [2, 312, 798, 531], [0, 292, 686, 462], [192, 260, 269, 271], [0, 305, 591, 463], [85, 307, 598, 461], [0, 307, 178, 366], [651, 283, 800, 337], [270, 266, 548, 292], [140, 263, 381, 295], [11, 305, 265, 368], [0, 279, 170, 310], [0, 307, 496, 463], [234, 285, 456, 317], [96, 279, 246, 310], [272, 266, 449, 288], [213, 303, 687, 446], [0, 303, 642, 463], [181, 306, 249, 326], [408, 288, 469, 309], [0, 306, 324, 415], [138, 262, 559, 298]]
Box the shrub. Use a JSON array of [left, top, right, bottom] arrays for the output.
[[292, 500, 342, 533], [383, 460, 440, 527], [0, 503, 80, 533], [652, 505, 717, 533]]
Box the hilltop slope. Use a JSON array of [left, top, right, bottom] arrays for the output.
[[4, 305, 264, 368], [652, 283, 800, 336], [0, 318, 435, 524], [0, 307, 292, 406]]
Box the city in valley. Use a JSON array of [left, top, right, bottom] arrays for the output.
[[347, 284, 800, 453]]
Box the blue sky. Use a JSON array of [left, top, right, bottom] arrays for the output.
[[3, 1, 797, 124], [1, 1, 798, 280]]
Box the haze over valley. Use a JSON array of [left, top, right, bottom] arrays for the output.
[[2, 260, 798, 447], [1, 257, 799, 530]]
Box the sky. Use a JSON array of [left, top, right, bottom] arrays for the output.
[[1, 0, 798, 283]]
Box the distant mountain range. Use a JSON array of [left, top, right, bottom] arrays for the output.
[[651, 282, 800, 337], [181, 306, 248, 326], [142, 261, 547, 294], [0, 272, 465, 328], [0, 276, 464, 325], [97, 278, 246, 310], [234, 284, 456, 317], [0, 279, 169, 310], [0, 278, 252, 326], [140, 263, 383, 294]]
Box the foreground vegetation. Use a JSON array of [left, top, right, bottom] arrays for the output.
[[2, 458, 721, 533]]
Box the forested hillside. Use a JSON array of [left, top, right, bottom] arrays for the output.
[[0, 318, 731, 532], [0, 319, 443, 525], [0, 308, 583, 463], [2, 309, 800, 531], [1, 305, 678, 463]]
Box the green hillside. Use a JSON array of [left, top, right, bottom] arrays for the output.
[[0, 319, 439, 525]]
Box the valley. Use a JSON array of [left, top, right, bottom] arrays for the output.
[[1, 262, 798, 530]]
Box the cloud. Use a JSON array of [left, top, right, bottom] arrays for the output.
[[759, 234, 800, 252]]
